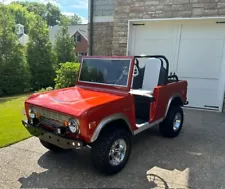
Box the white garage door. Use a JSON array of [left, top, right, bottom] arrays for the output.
[[129, 20, 225, 111]]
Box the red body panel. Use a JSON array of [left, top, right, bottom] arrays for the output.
[[150, 81, 188, 122], [26, 86, 127, 117]]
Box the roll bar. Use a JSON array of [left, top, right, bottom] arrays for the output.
[[134, 55, 170, 84]]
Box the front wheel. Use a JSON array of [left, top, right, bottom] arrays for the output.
[[91, 129, 131, 175], [159, 106, 184, 138]]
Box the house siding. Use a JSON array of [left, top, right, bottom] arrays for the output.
[[74, 31, 88, 54], [90, 0, 225, 56], [112, 0, 225, 56], [92, 22, 113, 56]]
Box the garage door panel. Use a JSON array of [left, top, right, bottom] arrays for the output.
[[181, 77, 219, 108], [130, 21, 225, 110], [134, 24, 179, 71], [181, 24, 225, 39], [177, 39, 223, 78], [138, 24, 178, 39]]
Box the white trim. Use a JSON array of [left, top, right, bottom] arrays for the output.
[[71, 30, 88, 41], [128, 16, 225, 23], [93, 16, 113, 23], [218, 36, 225, 112]]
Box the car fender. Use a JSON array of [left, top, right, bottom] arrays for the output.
[[90, 113, 133, 143], [164, 94, 183, 118]]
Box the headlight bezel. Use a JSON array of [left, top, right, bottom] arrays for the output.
[[28, 107, 36, 119], [68, 119, 80, 134]]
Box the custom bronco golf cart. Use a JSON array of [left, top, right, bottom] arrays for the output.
[[22, 55, 188, 174]]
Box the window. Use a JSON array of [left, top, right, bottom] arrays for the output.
[[78, 52, 83, 57], [76, 34, 81, 42], [79, 58, 131, 87]]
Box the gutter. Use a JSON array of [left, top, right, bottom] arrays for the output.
[[89, 0, 94, 55]]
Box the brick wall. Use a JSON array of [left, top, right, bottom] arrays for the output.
[[74, 31, 88, 54], [112, 0, 225, 55]]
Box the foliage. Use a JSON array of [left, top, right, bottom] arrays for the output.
[[7, 3, 36, 33], [80, 63, 104, 83], [60, 14, 82, 25], [27, 16, 56, 91], [54, 62, 80, 89], [37, 86, 54, 93], [16, 1, 61, 26], [0, 5, 30, 96], [0, 94, 31, 147], [55, 24, 77, 64]]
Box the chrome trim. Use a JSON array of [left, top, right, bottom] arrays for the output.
[[133, 118, 163, 135], [164, 94, 183, 118], [90, 113, 133, 143]]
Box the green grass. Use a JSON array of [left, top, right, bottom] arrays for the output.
[[0, 94, 31, 148]]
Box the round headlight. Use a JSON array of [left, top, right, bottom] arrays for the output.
[[28, 108, 36, 119], [68, 119, 79, 134]]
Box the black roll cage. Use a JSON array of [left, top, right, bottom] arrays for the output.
[[134, 55, 179, 84]]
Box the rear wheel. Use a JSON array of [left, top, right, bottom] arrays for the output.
[[91, 129, 131, 175], [40, 139, 64, 152], [159, 106, 184, 138]]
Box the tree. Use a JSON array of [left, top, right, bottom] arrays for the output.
[[54, 24, 76, 64], [16, 2, 61, 26], [0, 5, 30, 96], [27, 16, 56, 91], [7, 3, 36, 33], [60, 14, 82, 25]]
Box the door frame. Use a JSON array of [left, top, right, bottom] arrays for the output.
[[127, 17, 225, 112]]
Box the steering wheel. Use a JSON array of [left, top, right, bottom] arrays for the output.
[[133, 59, 140, 77]]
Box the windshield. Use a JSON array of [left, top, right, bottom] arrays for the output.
[[79, 58, 131, 87]]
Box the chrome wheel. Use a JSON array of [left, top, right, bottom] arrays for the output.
[[173, 112, 182, 131], [109, 139, 127, 166]]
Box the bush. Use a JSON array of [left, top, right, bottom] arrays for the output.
[[54, 62, 80, 89], [37, 86, 53, 93]]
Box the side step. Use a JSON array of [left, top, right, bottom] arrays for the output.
[[134, 118, 164, 135]]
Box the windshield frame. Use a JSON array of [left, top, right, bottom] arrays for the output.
[[77, 56, 135, 91]]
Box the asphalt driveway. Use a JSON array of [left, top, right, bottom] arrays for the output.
[[1, 109, 225, 189]]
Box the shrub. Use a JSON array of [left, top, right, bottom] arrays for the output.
[[37, 86, 53, 93], [54, 62, 80, 89]]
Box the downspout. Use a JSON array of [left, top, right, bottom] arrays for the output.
[[89, 0, 94, 55]]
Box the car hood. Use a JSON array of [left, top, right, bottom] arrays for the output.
[[26, 86, 125, 117]]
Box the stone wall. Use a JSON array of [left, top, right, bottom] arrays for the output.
[[92, 22, 113, 56], [93, 0, 114, 16], [112, 0, 225, 55]]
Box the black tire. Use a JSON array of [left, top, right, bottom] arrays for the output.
[[40, 139, 64, 152], [159, 106, 184, 138], [91, 129, 131, 175]]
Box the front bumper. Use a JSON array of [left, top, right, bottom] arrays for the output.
[[22, 120, 84, 149]]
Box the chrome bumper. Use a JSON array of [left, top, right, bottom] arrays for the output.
[[22, 120, 83, 149]]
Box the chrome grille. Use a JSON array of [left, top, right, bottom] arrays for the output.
[[33, 106, 71, 122]]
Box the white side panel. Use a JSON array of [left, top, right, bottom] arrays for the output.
[[142, 58, 161, 91]]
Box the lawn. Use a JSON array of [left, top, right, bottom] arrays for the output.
[[0, 94, 31, 148]]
